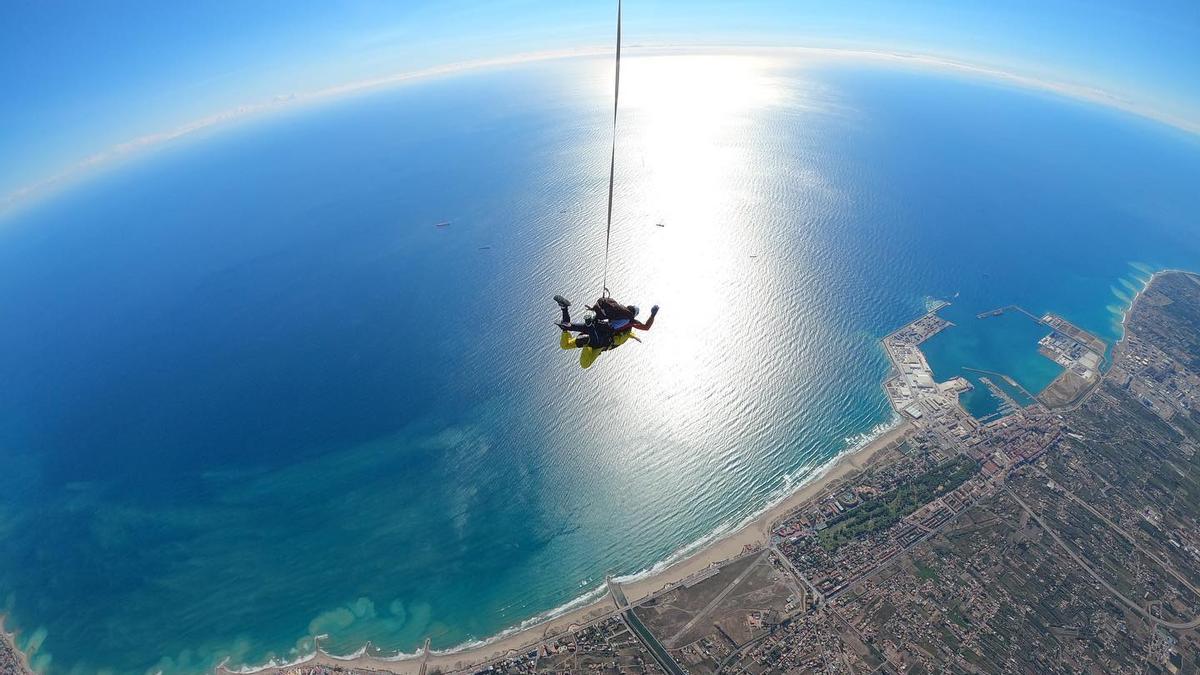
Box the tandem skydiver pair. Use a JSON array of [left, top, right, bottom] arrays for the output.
[[554, 294, 658, 369], [554, 0, 657, 370]]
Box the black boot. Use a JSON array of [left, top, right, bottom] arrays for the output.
[[554, 295, 572, 324]]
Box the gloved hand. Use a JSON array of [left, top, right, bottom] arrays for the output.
[[651, 305, 660, 314]]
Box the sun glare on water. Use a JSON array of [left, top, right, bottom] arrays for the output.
[[580, 54, 839, 479]]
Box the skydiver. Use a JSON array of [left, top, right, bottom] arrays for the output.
[[554, 294, 658, 368]]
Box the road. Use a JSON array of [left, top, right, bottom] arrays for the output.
[[1005, 488, 1200, 630], [770, 544, 822, 605], [1028, 465, 1200, 597], [623, 610, 686, 675]]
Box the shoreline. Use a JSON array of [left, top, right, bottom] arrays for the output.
[[1115, 268, 1191, 344], [1115, 268, 1159, 350], [234, 418, 911, 674], [0, 614, 34, 675], [1112, 268, 1199, 356]]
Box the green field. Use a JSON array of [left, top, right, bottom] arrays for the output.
[[818, 456, 977, 550]]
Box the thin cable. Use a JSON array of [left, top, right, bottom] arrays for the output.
[[600, 0, 621, 298]]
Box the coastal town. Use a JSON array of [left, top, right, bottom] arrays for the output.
[[4, 273, 1198, 674]]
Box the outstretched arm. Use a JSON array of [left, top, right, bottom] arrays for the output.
[[631, 305, 659, 330]]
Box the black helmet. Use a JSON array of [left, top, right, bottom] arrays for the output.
[[627, 305, 639, 317]]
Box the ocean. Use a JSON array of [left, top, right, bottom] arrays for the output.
[[0, 52, 1198, 673]]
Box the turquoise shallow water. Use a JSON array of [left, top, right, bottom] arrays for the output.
[[0, 53, 1198, 673]]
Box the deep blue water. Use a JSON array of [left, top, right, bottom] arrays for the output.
[[1, 54, 1198, 673]]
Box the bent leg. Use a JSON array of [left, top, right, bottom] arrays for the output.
[[560, 332, 588, 350], [579, 345, 601, 369]]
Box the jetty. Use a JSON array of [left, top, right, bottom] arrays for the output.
[[605, 575, 629, 609], [882, 304, 978, 446], [974, 305, 1107, 410], [418, 638, 432, 675]]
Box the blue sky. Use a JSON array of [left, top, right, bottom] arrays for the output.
[[2, 0, 1198, 202]]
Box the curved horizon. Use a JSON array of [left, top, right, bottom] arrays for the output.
[[5, 43, 1198, 217]]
